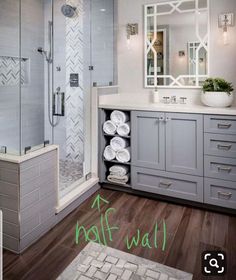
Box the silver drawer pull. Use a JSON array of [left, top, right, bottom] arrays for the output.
[[217, 191, 232, 199], [217, 144, 232, 151], [159, 181, 172, 188], [217, 123, 232, 129], [217, 166, 232, 173]]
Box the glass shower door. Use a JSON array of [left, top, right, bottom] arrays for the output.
[[52, 0, 91, 199], [0, 1, 21, 155]]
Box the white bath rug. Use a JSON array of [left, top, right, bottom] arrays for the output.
[[57, 242, 193, 280]]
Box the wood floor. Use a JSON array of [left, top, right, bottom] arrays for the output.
[[3, 188, 236, 280]]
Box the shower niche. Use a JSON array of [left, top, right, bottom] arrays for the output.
[[0, 56, 30, 86]]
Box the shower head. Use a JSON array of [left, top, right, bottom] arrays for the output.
[[61, 4, 76, 18]]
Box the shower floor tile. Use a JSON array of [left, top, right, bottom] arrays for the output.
[[59, 160, 83, 198]]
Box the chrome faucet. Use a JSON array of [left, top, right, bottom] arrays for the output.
[[170, 96, 177, 104]]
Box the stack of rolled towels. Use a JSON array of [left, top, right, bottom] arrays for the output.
[[107, 165, 129, 185], [103, 137, 131, 163], [103, 110, 131, 184], [103, 110, 130, 137], [103, 110, 131, 163]]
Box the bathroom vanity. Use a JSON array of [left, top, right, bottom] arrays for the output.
[[99, 103, 236, 212]]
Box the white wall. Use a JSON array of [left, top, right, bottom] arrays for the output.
[[91, 0, 115, 86], [117, 0, 236, 94], [209, 0, 236, 86]]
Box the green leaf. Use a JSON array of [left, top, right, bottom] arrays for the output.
[[202, 77, 234, 95]]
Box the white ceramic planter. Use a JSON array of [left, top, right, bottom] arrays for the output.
[[201, 91, 234, 108]]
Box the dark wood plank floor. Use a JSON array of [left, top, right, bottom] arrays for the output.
[[3, 189, 236, 280]]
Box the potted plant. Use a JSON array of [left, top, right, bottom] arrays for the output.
[[201, 78, 234, 108]]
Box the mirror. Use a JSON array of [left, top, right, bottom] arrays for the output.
[[144, 0, 209, 88]]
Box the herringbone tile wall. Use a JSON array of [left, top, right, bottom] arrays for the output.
[[65, 0, 84, 165]]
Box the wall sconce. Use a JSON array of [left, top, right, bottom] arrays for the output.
[[179, 50, 185, 57], [218, 13, 235, 45], [126, 23, 138, 39], [126, 23, 138, 49]]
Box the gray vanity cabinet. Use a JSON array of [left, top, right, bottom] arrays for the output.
[[100, 108, 236, 211], [165, 113, 203, 176], [131, 111, 165, 170]]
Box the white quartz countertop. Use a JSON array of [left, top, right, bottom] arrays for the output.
[[0, 145, 58, 163], [99, 103, 236, 116]]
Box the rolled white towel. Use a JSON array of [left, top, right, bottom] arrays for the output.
[[103, 120, 116, 135], [110, 137, 129, 152], [107, 174, 129, 185], [109, 165, 129, 177], [116, 147, 131, 163], [117, 122, 130, 137], [103, 145, 116, 161], [110, 110, 129, 126]]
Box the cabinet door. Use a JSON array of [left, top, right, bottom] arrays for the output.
[[131, 111, 165, 170], [166, 113, 203, 176]]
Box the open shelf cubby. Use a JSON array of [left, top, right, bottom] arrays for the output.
[[99, 109, 132, 187]]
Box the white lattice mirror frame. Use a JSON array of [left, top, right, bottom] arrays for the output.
[[144, 0, 210, 88]]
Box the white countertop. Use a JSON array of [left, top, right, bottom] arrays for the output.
[[97, 91, 236, 115], [0, 145, 58, 163], [99, 102, 236, 115]]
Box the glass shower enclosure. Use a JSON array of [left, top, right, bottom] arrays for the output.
[[0, 0, 116, 201]]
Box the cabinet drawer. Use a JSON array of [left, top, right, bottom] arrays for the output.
[[204, 115, 236, 135], [204, 133, 236, 158], [205, 156, 236, 182], [132, 167, 203, 202], [204, 178, 236, 209]]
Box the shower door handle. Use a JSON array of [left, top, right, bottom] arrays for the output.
[[53, 91, 65, 116]]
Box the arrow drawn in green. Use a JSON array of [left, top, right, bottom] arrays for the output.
[[91, 194, 109, 212]]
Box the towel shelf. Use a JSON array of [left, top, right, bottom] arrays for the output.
[[103, 133, 131, 139], [99, 109, 132, 185], [103, 180, 131, 188], [104, 159, 131, 165]]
